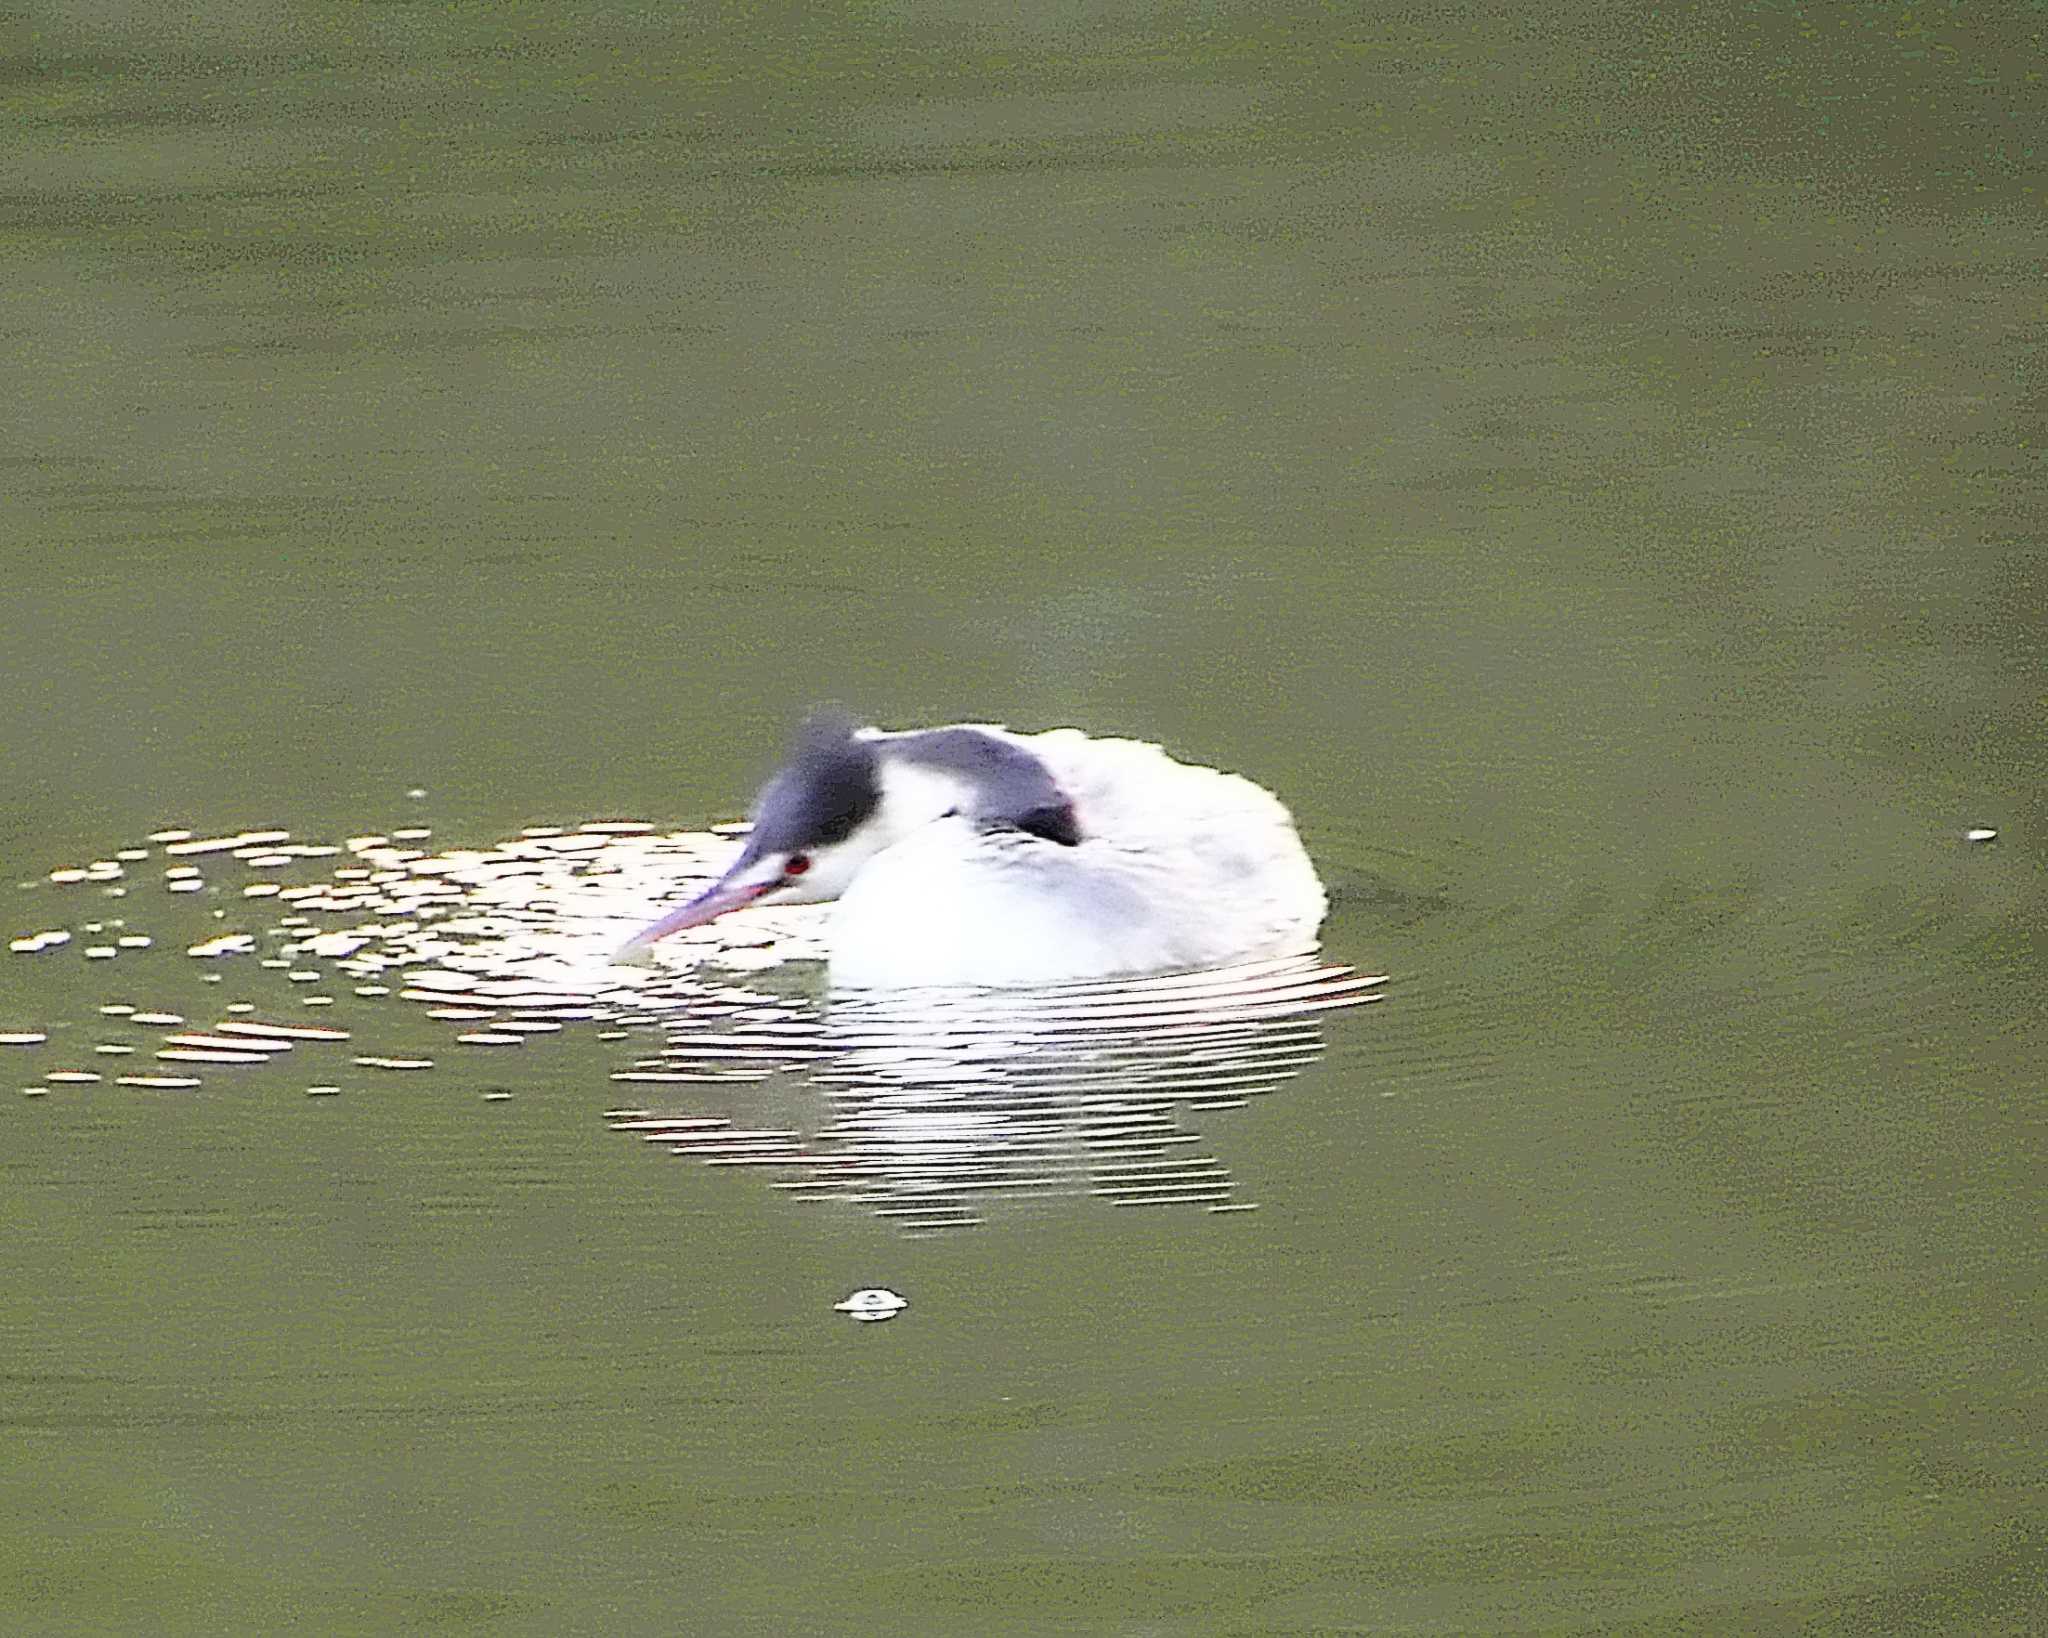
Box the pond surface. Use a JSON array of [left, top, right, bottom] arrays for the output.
[[3, 4, 2041, 1631]]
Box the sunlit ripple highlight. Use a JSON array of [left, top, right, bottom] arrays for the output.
[[9, 817, 1384, 1230]]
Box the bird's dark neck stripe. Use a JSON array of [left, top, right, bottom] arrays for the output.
[[884, 728, 1081, 846]]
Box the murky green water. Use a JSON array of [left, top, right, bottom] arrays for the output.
[[3, 4, 2042, 1630]]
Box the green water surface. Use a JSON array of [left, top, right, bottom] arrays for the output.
[[2, 3, 2042, 1631]]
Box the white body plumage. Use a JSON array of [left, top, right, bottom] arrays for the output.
[[623, 717, 1328, 990], [829, 728, 1325, 988]]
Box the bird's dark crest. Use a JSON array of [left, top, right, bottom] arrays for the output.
[[747, 707, 881, 855], [792, 706, 863, 760]]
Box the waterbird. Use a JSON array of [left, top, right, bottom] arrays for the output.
[[619, 711, 1328, 988]]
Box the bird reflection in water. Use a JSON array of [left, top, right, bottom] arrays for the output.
[[609, 956, 1382, 1233]]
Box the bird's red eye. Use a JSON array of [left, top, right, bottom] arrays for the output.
[[785, 854, 811, 877]]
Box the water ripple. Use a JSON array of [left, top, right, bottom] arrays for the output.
[[8, 816, 1383, 1230]]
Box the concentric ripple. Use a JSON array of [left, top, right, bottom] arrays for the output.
[[8, 816, 1384, 1230]]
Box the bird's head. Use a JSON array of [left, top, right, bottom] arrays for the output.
[[617, 710, 886, 954]]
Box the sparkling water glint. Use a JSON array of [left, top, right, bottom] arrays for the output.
[[9, 814, 1379, 1232]]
